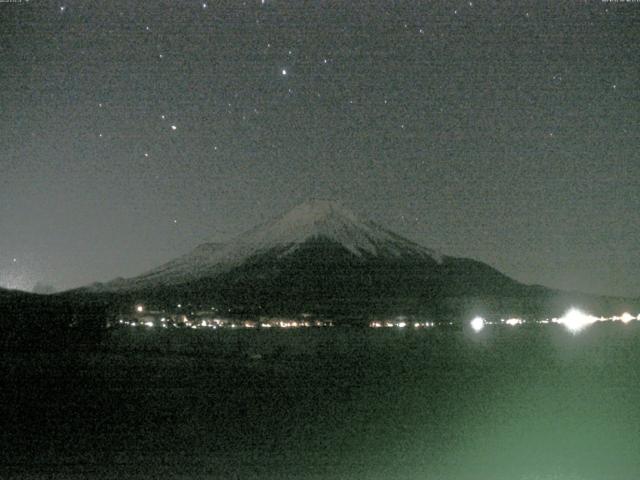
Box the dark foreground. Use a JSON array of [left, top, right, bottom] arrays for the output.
[[2, 324, 640, 479]]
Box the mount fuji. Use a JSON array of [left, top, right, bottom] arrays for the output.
[[99, 199, 444, 290], [81, 199, 561, 318]]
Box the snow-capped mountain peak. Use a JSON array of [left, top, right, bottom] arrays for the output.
[[97, 200, 441, 290], [236, 199, 436, 258]]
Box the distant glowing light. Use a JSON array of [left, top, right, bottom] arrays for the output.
[[559, 308, 597, 333], [620, 312, 634, 324], [171, 125, 177, 130], [505, 318, 522, 326], [397, 322, 406, 328], [281, 68, 287, 76], [470, 316, 485, 332], [145, 321, 154, 327], [135, 305, 144, 313]]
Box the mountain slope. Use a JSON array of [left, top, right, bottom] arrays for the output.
[[95, 200, 443, 291], [72, 199, 639, 319], [81, 200, 543, 317]]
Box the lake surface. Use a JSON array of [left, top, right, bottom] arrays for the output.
[[2, 324, 640, 479]]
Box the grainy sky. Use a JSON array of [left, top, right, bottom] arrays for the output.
[[0, 0, 638, 297]]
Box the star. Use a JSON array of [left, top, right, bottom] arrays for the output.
[[281, 68, 287, 76], [98, 103, 103, 108], [12, 258, 17, 263], [171, 125, 177, 131], [59, 6, 66, 13], [161, 115, 166, 120], [144, 152, 149, 158], [173, 219, 178, 224], [202, 3, 207, 8]]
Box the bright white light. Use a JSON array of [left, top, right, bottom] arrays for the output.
[[470, 316, 485, 332], [145, 321, 154, 327], [136, 305, 144, 313], [559, 308, 596, 333], [505, 318, 522, 326], [281, 69, 287, 76], [397, 322, 406, 328], [621, 312, 634, 324], [171, 125, 177, 130]]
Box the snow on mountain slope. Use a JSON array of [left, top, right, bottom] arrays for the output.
[[226, 199, 441, 260], [99, 200, 442, 290]]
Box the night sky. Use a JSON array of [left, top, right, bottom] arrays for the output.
[[0, 0, 638, 297]]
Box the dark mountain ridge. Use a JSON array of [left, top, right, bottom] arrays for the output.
[[64, 200, 638, 320]]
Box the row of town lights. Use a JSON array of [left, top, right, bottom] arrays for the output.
[[136, 305, 637, 334], [470, 309, 639, 334]]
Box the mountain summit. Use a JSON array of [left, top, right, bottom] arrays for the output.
[[98, 200, 442, 291], [229, 199, 441, 260]]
